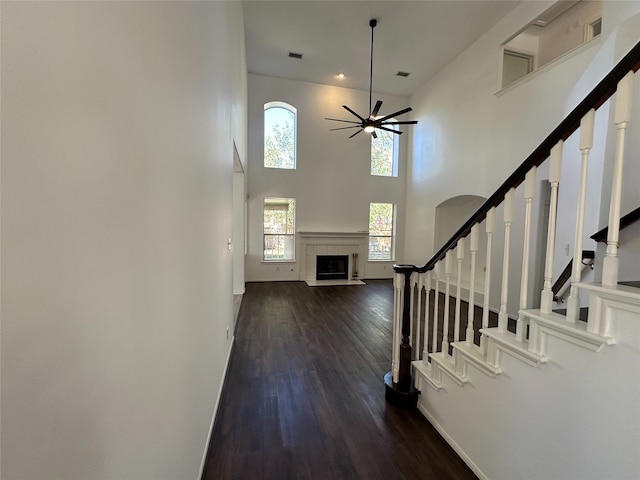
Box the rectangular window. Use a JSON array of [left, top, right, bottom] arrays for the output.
[[263, 197, 295, 261], [371, 125, 398, 177], [368, 202, 395, 260]]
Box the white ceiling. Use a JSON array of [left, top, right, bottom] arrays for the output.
[[243, 0, 522, 98]]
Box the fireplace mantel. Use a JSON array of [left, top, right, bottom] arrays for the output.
[[298, 231, 368, 238]]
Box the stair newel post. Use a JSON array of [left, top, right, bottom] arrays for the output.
[[480, 207, 495, 354], [567, 109, 595, 322], [385, 265, 419, 409], [409, 272, 418, 360], [454, 238, 465, 343], [602, 71, 634, 286], [398, 268, 414, 387], [442, 250, 453, 355], [413, 272, 422, 360], [467, 224, 479, 346], [423, 270, 432, 362], [498, 188, 515, 333], [540, 141, 564, 314], [432, 262, 441, 354], [516, 167, 537, 342]]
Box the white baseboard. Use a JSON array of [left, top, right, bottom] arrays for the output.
[[416, 402, 488, 480], [197, 336, 235, 479]]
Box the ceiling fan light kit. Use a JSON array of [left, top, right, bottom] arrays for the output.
[[326, 18, 418, 139]]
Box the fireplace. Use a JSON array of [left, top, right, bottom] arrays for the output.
[[316, 255, 349, 280]]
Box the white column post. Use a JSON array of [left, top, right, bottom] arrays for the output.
[[454, 238, 465, 343], [442, 250, 453, 355], [392, 271, 405, 383], [409, 272, 418, 359], [432, 262, 441, 354], [467, 224, 479, 346], [498, 188, 515, 333], [516, 167, 537, 342], [540, 141, 564, 314], [567, 109, 595, 322], [411, 273, 424, 360], [480, 207, 495, 354], [423, 271, 432, 362], [602, 72, 634, 286]]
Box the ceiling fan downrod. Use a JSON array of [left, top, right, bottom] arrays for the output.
[[369, 19, 376, 117]]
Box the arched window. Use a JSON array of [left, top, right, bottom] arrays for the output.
[[264, 102, 297, 169], [371, 121, 398, 176]]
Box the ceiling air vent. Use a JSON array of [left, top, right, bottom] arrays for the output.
[[396, 71, 410, 77], [288, 52, 303, 59]]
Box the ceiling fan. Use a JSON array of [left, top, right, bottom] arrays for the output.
[[325, 19, 418, 139]]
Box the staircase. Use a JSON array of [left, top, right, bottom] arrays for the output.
[[388, 42, 640, 479]]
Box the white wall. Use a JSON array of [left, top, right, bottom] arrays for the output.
[[246, 74, 411, 282], [404, 0, 640, 315], [1, 2, 247, 479]]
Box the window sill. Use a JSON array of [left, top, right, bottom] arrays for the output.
[[262, 260, 296, 264]]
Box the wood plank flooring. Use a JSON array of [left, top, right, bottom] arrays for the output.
[[202, 280, 478, 480]]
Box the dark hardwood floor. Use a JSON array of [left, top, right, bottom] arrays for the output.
[[202, 280, 478, 480]]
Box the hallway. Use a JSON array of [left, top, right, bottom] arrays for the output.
[[203, 281, 477, 479]]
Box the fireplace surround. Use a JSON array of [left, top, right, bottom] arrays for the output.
[[298, 231, 368, 284]]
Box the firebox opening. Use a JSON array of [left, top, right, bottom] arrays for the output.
[[316, 255, 349, 280]]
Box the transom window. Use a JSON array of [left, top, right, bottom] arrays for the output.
[[371, 121, 398, 177], [263, 197, 296, 261], [368, 202, 395, 260], [264, 102, 296, 169]]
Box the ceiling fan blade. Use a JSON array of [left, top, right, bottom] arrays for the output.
[[377, 107, 413, 123], [371, 131, 377, 139], [382, 120, 418, 125], [371, 100, 383, 117], [349, 129, 363, 138], [377, 125, 403, 135], [342, 105, 366, 122], [330, 126, 361, 131], [325, 117, 361, 124]]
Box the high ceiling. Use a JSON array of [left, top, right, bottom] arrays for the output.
[[243, 1, 521, 98]]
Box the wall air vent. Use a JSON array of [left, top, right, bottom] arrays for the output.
[[396, 71, 410, 77], [288, 52, 303, 59]]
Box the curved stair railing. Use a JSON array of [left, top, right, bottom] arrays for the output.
[[385, 41, 640, 407]]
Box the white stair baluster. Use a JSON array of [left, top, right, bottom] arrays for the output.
[[467, 224, 479, 346], [602, 72, 634, 286], [411, 273, 424, 360], [392, 271, 405, 383], [423, 271, 432, 362], [516, 167, 537, 342], [432, 262, 441, 354], [442, 250, 453, 355], [409, 272, 417, 359], [454, 238, 465, 343], [567, 109, 595, 322], [480, 207, 495, 354], [540, 141, 564, 314], [498, 188, 515, 333]]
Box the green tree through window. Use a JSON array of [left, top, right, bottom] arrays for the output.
[[264, 197, 296, 260], [371, 122, 398, 176], [264, 103, 296, 169], [368, 202, 395, 260]]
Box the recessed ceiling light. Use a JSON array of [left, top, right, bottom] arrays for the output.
[[337, 72, 345, 79]]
